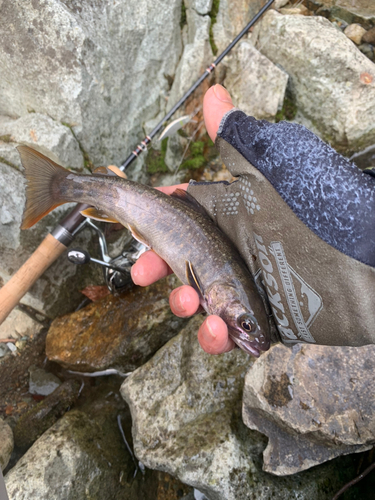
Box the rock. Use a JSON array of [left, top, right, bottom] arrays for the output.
[[28, 365, 62, 396], [167, 8, 212, 111], [5, 384, 194, 500], [306, 0, 375, 29], [186, 0, 213, 16], [0, 418, 13, 471], [212, 0, 264, 54], [0, 0, 182, 168], [121, 316, 364, 500], [0, 114, 84, 170], [224, 41, 288, 121], [0, 308, 42, 342], [243, 343, 375, 476], [0, 163, 26, 251], [0, 140, 22, 169], [13, 379, 81, 452], [164, 134, 188, 172], [359, 43, 375, 61], [344, 23, 367, 44], [254, 10, 375, 153], [362, 26, 375, 45], [350, 143, 375, 169], [46, 276, 188, 373], [279, 5, 312, 16]]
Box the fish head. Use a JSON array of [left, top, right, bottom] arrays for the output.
[[222, 304, 270, 357]]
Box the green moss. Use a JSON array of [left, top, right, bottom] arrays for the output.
[[0, 156, 20, 171], [0, 134, 12, 143], [146, 138, 169, 174], [180, 140, 206, 170], [209, 0, 220, 55], [180, 1, 187, 29], [275, 97, 298, 123]]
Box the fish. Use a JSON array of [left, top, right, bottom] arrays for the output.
[[18, 145, 271, 356]]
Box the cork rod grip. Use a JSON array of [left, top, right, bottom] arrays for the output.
[[0, 234, 67, 325]]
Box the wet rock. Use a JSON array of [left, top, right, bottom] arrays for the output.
[[46, 276, 187, 373], [254, 10, 375, 153], [344, 23, 367, 45], [243, 343, 375, 476], [13, 380, 81, 453], [122, 316, 362, 500], [0, 0, 182, 168], [306, 0, 375, 29], [0, 140, 22, 169], [359, 43, 375, 61], [362, 26, 375, 45], [0, 418, 13, 471], [224, 41, 288, 121], [0, 114, 83, 170], [5, 383, 193, 500], [28, 365, 62, 396]]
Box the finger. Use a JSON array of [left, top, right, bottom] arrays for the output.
[[131, 250, 172, 286], [198, 315, 235, 354], [203, 84, 235, 143], [169, 285, 201, 318], [156, 183, 189, 195]]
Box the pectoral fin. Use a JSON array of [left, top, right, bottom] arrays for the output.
[[80, 207, 119, 223], [185, 261, 204, 299]]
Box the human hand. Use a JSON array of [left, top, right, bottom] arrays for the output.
[[131, 84, 237, 354]]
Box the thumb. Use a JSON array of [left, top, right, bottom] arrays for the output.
[[203, 84, 235, 143]]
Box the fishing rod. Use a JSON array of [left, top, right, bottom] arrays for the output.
[[0, 0, 275, 326]]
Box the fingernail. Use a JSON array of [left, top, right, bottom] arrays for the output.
[[170, 291, 187, 315], [202, 317, 217, 342], [213, 84, 233, 104]]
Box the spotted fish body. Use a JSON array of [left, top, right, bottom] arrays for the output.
[[19, 145, 270, 356]]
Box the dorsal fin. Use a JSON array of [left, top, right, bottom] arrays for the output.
[[170, 189, 209, 217]]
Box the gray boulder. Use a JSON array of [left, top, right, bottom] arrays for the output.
[[122, 316, 364, 500], [254, 10, 375, 153], [224, 40, 288, 121], [243, 343, 375, 476], [0, 0, 182, 167], [0, 114, 83, 170]]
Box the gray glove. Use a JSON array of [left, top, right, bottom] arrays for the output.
[[188, 109, 375, 347]]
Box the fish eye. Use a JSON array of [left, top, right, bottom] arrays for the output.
[[238, 313, 258, 333]]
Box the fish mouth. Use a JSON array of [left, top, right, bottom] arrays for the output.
[[229, 328, 270, 357]]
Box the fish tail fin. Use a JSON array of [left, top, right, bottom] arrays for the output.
[[18, 145, 72, 229]]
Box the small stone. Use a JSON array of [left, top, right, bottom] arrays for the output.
[[0, 418, 14, 471], [344, 23, 367, 45], [279, 5, 311, 16], [362, 26, 375, 45], [359, 43, 375, 61], [28, 366, 62, 396]]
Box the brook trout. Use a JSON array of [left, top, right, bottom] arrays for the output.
[[18, 145, 270, 356]]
